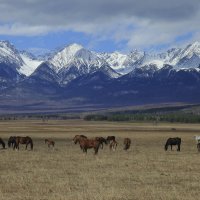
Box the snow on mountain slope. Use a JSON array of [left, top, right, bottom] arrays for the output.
[[98, 50, 144, 74], [0, 41, 23, 66], [49, 43, 104, 73], [19, 53, 43, 76]]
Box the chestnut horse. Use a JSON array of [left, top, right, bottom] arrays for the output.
[[124, 138, 131, 150], [0, 138, 5, 149], [14, 136, 33, 150], [73, 135, 88, 150], [45, 139, 55, 148], [73, 136, 101, 155]]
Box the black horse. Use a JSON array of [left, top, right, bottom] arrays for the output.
[[8, 136, 16, 148], [165, 137, 181, 151], [0, 138, 5, 149]]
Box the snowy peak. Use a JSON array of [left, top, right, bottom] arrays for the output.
[[49, 43, 105, 73], [0, 40, 23, 66]]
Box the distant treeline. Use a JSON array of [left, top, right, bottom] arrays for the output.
[[84, 112, 200, 123], [0, 113, 81, 121]]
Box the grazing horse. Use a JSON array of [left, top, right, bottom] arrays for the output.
[[45, 139, 55, 148], [8, 136, 16, 148], [0, 138, 5, 149], [73, 136, 100, 155], [95, 137, 107, 149], [14, 136, 33, 150], [164, 137, 181, 151], [106, 136, 116, 143], [109, 140, 118, 151], [123, 138, 131, 150], [194, 136, 200, 144]]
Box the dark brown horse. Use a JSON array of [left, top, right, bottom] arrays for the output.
[[106, 136, 116, 143], [109, 140, 118, 151], [95, 137, 107, 149], [124, 138, 131, 150], [14, 136, 33, 150], [0, 138, 5, 149], [8, 136, 16, 148], [73, 136, 100, 155], [45, 139, 55, 148]]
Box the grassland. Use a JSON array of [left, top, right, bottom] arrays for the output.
[[0, 120, 200, 200]]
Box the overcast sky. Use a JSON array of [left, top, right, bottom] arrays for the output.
[[0, 0, 200, 54]]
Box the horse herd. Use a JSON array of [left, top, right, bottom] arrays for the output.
[[0, 135, 199, 154], [0, 135, 131, 154]]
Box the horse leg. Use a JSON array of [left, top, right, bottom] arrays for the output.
[[171, 145, 173, 151], [178, 144, 180, 151]]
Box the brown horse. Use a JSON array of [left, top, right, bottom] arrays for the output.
[[73, 136, 100, 155], [14, 136, 33, 150], [0, 138, 5, 149], [73, 135, 88, 150], [95, 137, 107, 149], [109, 140, 118, 151], [123, 138, 131, 150], [106, 136, 116, 143], [45, 139, 55, 148]]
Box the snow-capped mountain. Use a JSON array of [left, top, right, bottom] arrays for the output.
[[46, 43, 120, 84], [0, 41, 43, 76], [98, 50, 144, 74], [0, 41, 24, 67], [49, 43, 105, 73]]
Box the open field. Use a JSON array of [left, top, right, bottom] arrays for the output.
[[0, 120, 200, 200]]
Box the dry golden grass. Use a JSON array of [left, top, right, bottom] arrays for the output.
[[0, 120, 200, 200]]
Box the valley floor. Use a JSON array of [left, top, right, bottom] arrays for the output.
[[0, 120, 199, 200]]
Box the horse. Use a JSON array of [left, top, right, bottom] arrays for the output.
[[123, 138, 131, 150], [194, 136, 200, 144], [8, 136, 16, 148], [73, 135, 88, 150], [0, 138, 5, 149], [45, 139, 55, 148], [109, 140, 118, 151], [14, 136, 33, 150], [95, 137, 107, 149], [106, 136, 116, 143], [164, 137, 181, 151], [73, 136, 101, 155]]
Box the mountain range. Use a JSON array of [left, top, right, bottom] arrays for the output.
[[0, 40, 200, 112]]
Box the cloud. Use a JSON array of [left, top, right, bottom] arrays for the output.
[[0, 0, 200, 50]]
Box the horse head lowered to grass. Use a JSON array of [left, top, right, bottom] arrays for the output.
[[165, 137, 181, 151], [12, 136, 33, 150]]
